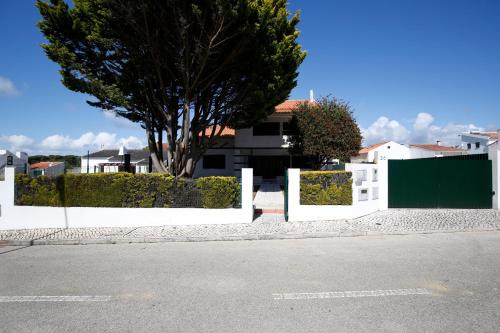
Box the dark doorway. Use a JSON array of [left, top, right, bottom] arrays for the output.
[[250, 156, 290, 179]]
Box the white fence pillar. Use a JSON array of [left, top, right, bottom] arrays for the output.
[[241, 168, 254, 222], [287, 168, 300, 222], [0, 167, 15, 218], [378, 160, 389, 211], [489, 148, 500, 210]]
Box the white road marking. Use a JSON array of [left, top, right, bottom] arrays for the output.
[[273, 288, 432, 300], [0, 296, 112, 302]]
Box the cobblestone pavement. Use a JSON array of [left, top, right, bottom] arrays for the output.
[[1, 209, 500, 245]]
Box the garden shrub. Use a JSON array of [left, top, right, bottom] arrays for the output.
[[15, 173, 240, 208], [15, 174, 64, 206], [196, 176, 240, 208], [300, 171, 352, 205]]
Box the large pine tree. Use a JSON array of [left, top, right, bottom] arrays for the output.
[[37, 0, 306, 177]]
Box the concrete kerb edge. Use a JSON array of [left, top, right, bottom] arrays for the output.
[[3, 228, 500, 246]]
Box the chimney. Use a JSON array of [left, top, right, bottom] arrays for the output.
[[436, 140, 441, 146], [309, 89, 314, 102]]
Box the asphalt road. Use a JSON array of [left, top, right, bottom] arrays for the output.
[[1, 232, 500, 332]]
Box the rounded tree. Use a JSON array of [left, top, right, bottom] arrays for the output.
[[288, 97, 362, 169]]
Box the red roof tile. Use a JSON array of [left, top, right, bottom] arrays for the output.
[[274, 100, 310, 113], [474, 131, 499, 140], [30, 162, 63, 169], [410, 144, 463, 152], [198, 125, 235, 137], [358, 142, 389, 154]]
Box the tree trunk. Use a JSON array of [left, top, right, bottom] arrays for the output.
[[146, 127, 168, 173]]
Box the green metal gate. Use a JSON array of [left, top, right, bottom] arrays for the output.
[[389, 155, 493, 209]]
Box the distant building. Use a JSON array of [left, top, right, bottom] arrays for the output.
[[30, 162, 65, 177], [409, 143, 465, 158], [0, 149, 29, 175], [460, 131, 499, 154], [351, 141, 466, 163], [81, 149, 155, 174], [351, 141, 410, 163]]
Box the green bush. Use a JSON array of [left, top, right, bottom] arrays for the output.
[[300, 171, 352, 205], [196, 176, 240, 208], [15, 173, 240, 208], [15, 174, 64, 206]]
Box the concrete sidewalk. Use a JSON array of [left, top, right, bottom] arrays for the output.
[[1, 209, 500, 246]]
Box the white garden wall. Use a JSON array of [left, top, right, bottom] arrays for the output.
[[287, 162, 388, 222], [0, 168, 254, 230]]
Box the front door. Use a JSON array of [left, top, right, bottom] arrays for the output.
[[250, 156, 290, 179]]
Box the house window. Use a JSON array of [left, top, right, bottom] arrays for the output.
[[203, 155, 226, 169], [475, 142, 480, 149], [282, 122, 298, 136], [253, 122, 280, 136], [467, 143, 471, 149]]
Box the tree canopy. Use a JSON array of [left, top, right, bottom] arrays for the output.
[[37, 0, 306, 177], [288, 97, 362, 169]]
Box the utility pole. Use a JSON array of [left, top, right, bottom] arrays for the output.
[[87, 150, 90, 173]]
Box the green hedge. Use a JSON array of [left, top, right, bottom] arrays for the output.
[[196, 177, 240, 208], [300, 171, 352, 205], [15, 173, 240, 209]]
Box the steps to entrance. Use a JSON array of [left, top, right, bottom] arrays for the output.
[[253, 181, 285, 220]]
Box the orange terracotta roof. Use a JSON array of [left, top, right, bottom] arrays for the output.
[[410, 144, 463, 152], [30, 162, 63, 169], [474, 131, 499, 140], [358, 142, 389, 154], [198, 125, 235, 137], [274, 100, 310, 113]]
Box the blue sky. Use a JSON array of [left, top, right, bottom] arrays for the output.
[[1, 0, 499, 154]]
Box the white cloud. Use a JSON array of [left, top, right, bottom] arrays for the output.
[[0, 76, 20, 96], [362, 113, 483, 146], [0, 135, 35, 151], [362, 116, 410, 144], [413, 113, 434, 131], [1, 132, 144, 154]]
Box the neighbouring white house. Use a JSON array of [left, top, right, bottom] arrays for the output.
[[30, 161, 65, 177], [460, 131, 499, 154], [80, 148, 155, 174], [350, 141, 410, 163], [408, 143, 466, 158], [0, 149, 29, 176]]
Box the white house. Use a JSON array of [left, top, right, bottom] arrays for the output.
[[409, 143, 465, 158], [350, 141, 410, 163], [0, 149, 29, 176], [30, 161, 65, 177], [460, 131, 499, 154], [81, 149, 154, 174], [193, 98, 315, 184]]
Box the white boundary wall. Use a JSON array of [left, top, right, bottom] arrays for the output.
[[287, 162, 388, 222], [0, 168, 253, 230]]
